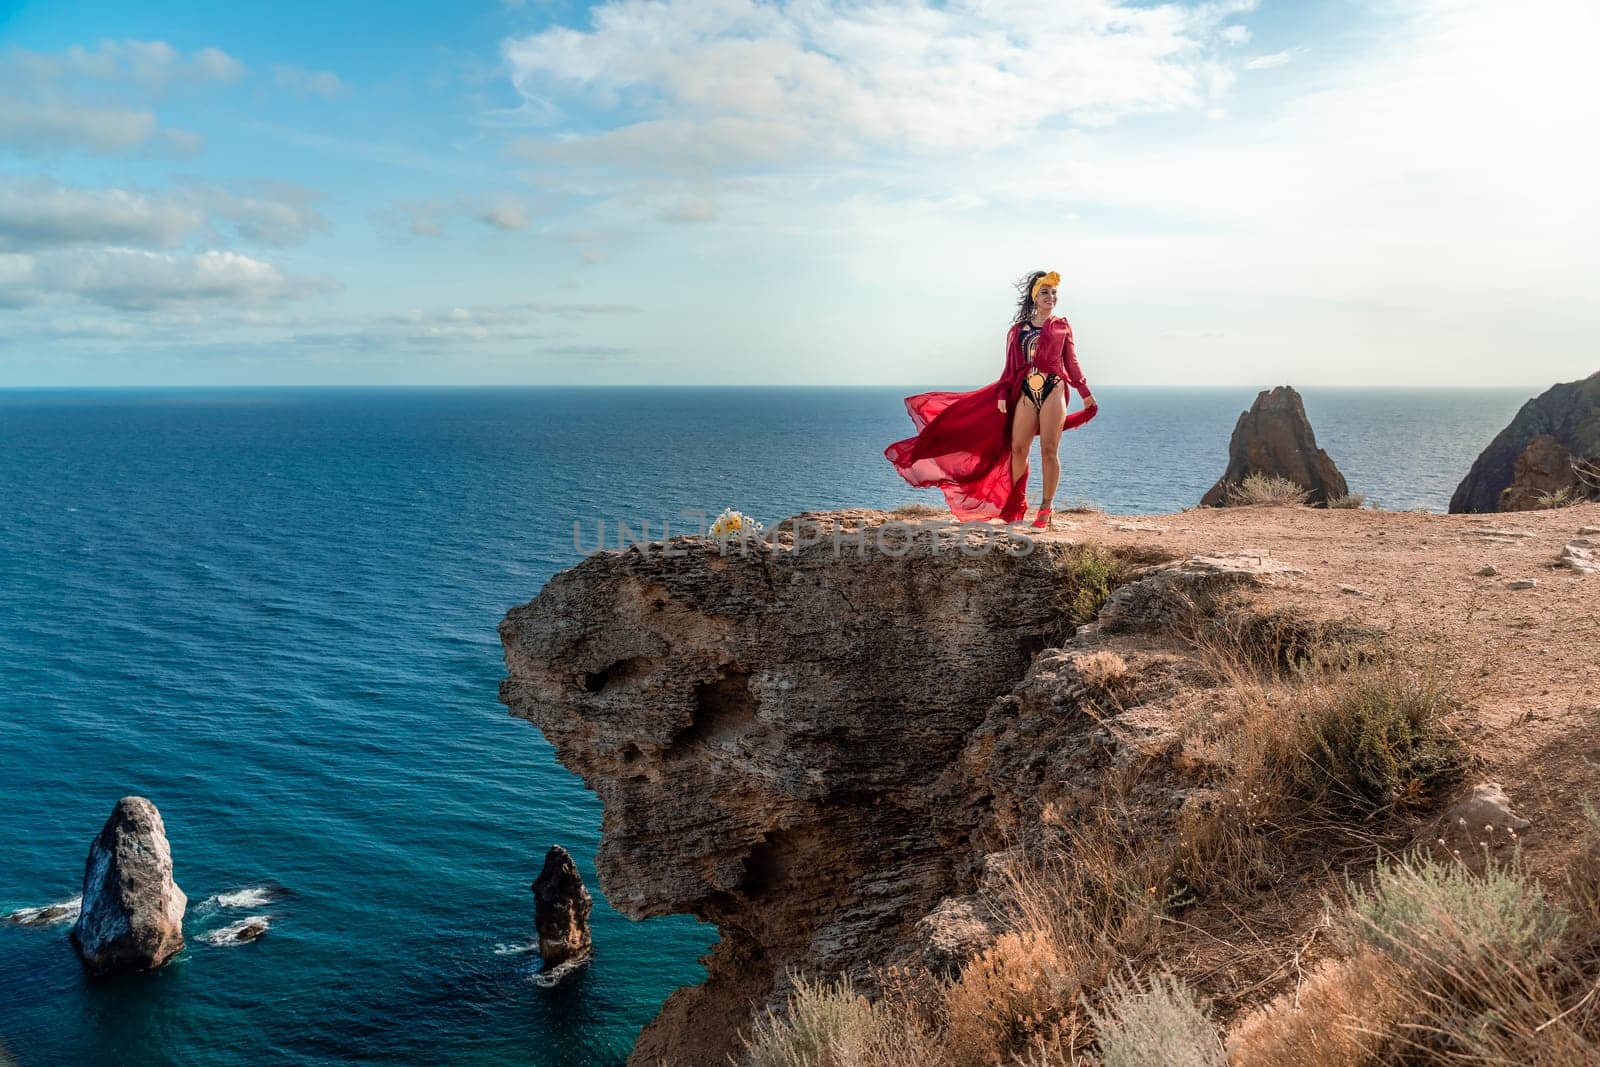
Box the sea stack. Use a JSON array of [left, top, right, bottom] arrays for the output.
[[1200, 385, 1349, 506], [1450, 371, 1600, 512], [532, 845, 592, 970], [71, 796, 187, 976]]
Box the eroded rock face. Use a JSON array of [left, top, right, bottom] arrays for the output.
[[532, 845, 592, 969], [499, 511, 1113, 1064], [496, 511, 1328, 1063], [1498, 434, 1581, 511], [1451, 371, 1600, 513], [1200, 386, 1350, 507], [71, 797, 186, 976]]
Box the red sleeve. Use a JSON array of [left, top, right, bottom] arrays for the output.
[[1001, 324, 1023, 384], [1061, 319, 1089, 397]]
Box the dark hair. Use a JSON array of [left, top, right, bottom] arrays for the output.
[[1013, 270, 1048, 327]]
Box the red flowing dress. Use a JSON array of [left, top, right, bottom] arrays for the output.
[[885, 315, 1097, 522]]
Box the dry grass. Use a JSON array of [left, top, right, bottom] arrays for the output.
[[1228, 950, 1405, 1065], [1224, 473, 1312, 507], [1074, 651, 1130, 695], [745, 974, 935, 1067], [1341, 852, 1598, 1064], [1169, 606, 1463, 901], [741, 601, 1590, 1067], [939, 817, 1168, 1064], [1327, 491, 1368, 509], [1232, 843, 1600, 1066], [1536, 486, 1594, 509]]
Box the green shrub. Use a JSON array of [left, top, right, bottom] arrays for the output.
[[1089, 970, 1226, 1067], [1061, 545, 1121, 626], [1295, 668, 1461, 816], [1342, 854, 1568, 977]]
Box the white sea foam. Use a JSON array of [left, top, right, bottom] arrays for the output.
[[200, 916, 270, 946], [528, 953, 591, 987], [203, 885, 286, 909], [493, 941, 537, 956], [5, 896, 82, 927]]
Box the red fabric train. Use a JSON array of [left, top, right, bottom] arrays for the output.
[[885, 315, 1097, 523]]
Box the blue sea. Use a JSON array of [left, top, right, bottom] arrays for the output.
[[0, 386, 1529, 1066]]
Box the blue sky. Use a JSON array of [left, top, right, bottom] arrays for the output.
[[1, 0, 1595, 386]]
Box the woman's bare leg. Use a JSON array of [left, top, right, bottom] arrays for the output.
[[1037, 385, 1068, 509], [1009, 391, 1039, 490]]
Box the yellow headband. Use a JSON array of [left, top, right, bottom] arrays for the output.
[[1031, 271, 1060, 301]]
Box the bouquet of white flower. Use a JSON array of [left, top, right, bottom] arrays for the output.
[[707, 508, 764, 552]]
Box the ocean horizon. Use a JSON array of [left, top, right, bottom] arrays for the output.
[[0, 384, 1535, 1065]]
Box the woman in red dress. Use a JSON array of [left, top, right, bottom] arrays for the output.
[[885, 270, 1098, 528]]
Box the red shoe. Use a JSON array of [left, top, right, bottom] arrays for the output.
[[1031, 507, 1053, 530]]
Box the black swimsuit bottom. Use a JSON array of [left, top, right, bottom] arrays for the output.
[[1019, 368, 1061, 410]]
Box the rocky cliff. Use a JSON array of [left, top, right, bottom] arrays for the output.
[[498, 510, 1388, 1062], [500, 503, 1600, 1064], [500, 513, 1103, 1061], [1450, 370, 1600, 512]]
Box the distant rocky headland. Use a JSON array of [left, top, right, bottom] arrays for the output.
[[499, 373, 1600, 1065]]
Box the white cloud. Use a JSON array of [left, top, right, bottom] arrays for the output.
[[0, 179, 328, 250], [743, 0, 1600, 386], [477, 198, 531, 231], [2, 248, 328, 310], [1244, 50, 1291, 69], [0, 301, 639, 358], [374, 195, 540, 237], [0, 180, 204, 249], [504, 0, 1257, 171], [273, 65, 346, 99], [194, 184, 330, 246], [0, 97, 201, 156], [0, 40, 242, 155], [3, 39, 245, 92]]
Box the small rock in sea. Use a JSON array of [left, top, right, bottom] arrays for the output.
[[5, 899, 81, 927], [1476, 564, 1499, 577], [1506, 578, 1538, 590], [72, 797, 187, 976], [204, 917, 269, 945], [532, 845, 592, 971]]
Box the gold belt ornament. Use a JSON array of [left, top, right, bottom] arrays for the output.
[[1026, 371, 1047, 393]]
